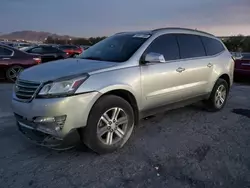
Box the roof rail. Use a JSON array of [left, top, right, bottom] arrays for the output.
[[152, 27, 215, 37]]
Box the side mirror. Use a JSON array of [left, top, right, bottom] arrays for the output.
[[143, 52, 165, 64]]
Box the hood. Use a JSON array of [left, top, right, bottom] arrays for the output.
[[19, 58, 119, 82]]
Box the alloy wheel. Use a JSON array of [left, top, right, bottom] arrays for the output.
[[97, 107, 128, 145], [7, 66, 23, 82], [215, 84, 227, 108]]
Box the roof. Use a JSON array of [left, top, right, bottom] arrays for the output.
[[116, 27, 215, 38], [152, 27, 215, 37]]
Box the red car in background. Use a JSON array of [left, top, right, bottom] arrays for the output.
[[233, 52, 250, 79], [0, 44, 41, 82], [57, 45, 83, 57]]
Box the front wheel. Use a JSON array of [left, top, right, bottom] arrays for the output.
[[204, 78, 229, 112], [82, 95, 134, 154]]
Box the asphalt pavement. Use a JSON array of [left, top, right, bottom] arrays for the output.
[[1, 83, 250, 188]]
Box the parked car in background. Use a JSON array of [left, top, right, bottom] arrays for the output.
[[0, 44, 41, 82], [57, 45, 83, 57], [2, 42, 16, 48], [2, 42, 34, 49], [21, 45, 68, 63], [15, 43, 34, 49], [231, 52, 243, 60], [234, 52, 250, 79], [12, 28, 234, 154]]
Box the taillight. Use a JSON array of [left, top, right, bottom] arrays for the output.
[[33, 57, 41, 64]]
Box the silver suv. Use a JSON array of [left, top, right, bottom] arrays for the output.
[[12, 28, 234, 154]]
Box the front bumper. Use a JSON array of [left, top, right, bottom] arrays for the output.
[[17, 120, 80, 150], [12, 91, 101, 139]]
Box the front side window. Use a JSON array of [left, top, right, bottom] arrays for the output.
[[78, 33, 150, 62], [144, 34, 180, 61], [176, 34, 206, 59], [0, 47, 13, 56], [201, 36, 225, 56]]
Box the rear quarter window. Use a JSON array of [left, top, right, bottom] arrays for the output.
[[201, 36, 225, 56]]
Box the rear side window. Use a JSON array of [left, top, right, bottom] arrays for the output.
[[145, 34, 180, 61], [176, 34, 206, 59], [0, 47, 13, 56], [201, 36, 225, 56]]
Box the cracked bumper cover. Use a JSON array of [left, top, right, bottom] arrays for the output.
[[12, 91, 102, 149]]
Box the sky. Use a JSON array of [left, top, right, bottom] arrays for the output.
[[0, 0, 250, 37]]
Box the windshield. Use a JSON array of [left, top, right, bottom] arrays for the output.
[[77, 33, 151, 62]]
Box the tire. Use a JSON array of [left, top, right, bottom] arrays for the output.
[[82, 95, 134, 154], [204, 78, 229, 112], [5, 65, 24, 82]]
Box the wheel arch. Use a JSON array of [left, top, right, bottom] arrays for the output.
[[93, 88, 140, 126], [103, 89, 139, 126], [218, 73, 231, 89]]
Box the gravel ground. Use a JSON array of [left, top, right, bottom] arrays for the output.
[[1, 83, 250, 188]]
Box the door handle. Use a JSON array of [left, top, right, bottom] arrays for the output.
[[176, 67, 185, 73], [207, 63, 213, 68]]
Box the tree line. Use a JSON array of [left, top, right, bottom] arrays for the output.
[[45, 35, 250, 52], [223, 35, 250, 52]]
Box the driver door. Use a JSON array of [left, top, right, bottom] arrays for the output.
[[140, 34, 185, 110]]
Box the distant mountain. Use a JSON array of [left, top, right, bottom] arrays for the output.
[[0, 31, 76, 41]]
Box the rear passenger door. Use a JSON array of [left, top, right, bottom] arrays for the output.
[[200, 36, 226, 91], [175, 34, 213, 99]]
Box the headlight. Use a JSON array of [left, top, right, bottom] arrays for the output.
[[38, 76, 88, 97]]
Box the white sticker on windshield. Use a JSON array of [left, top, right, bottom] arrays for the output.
[[133, 34, 151, 38]]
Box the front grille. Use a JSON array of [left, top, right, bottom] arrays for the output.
[[15, 80, 41, 101]]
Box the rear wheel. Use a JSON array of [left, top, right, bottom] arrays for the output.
[[5, 65, 23, 82], [204, 78, 229, 112], [82, 95, 134, 154]]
